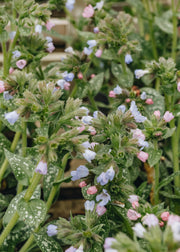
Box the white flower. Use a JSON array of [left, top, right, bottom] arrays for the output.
[[142, 214, 159, 227], [76, 244, 84, 252], [46, 36, 53, 43], [134, 69, 149, 79], [57, 79, 66, 89], [140, 91, 147, 100], [171, 222, 180, 242], [113, 85, 122, 95], [12, 50, 21, 59], [117, 105, 126, 113], [81, 141, 91, 149], [132, 223, 146, 238], [83, 149, 96, 163], [65, 46, 74, 54], [84, 200, 95, 211], [80, 106, 89, 115], [94, 0, 104, 10], [35, 24, 42, 33], [130, 101, 147, 123], [4, 111, 19, 125], [81, 116, 93, 125]]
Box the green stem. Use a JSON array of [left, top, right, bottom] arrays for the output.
[[2, 42, 8, 77], [19, 153, 70, 252], [120, 54, 126, 74], [171, 0, 178, 61], [155, 78, 160, 91], [70, 82, 78, 98], [137, 15, 144, 37], [0, 131, 21, 184], [154, 140, 159, 204], [88, 91, 98, 111]]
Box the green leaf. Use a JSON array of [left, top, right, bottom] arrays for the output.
[[157, 171, 180, 192], [89, 72, 104, 96], [0, 30, 8, 42], [0, 134, 11, 156], [0, 193, 10, 211], [34, 232, 63, 252], [159, 191, 180, 199], [4, 149, 34, 186], [111, 62, 134, 88], [147, 148, 162, 167], [77, 30, 95, 40], [101, 49, 117, 60], [53, 176, 72, 185], [3, 186, 41, 226], [141, 87, 165, 115], [17, 198, 47, 228], [155, 17, 173, 34], [163, 127, 176, 139]]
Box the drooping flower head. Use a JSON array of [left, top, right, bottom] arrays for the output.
[[125, 54, 133, 64], [35, 161, 48, 175], [96, 189, 111, 206], [4, 111, 19, 125]]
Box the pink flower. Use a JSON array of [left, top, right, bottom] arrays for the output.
[[87, 186, 98, 195], [82, 4, 94, 18], [91, 74, 95, 78], [109, 91, 116, 98], [0, 81, 5, 93], [127, 209, 141, 221], [16, 59, 27, 69], [161, 211, 170, 221], [96, 205, 107, 216], [176, 249, 180, 252], [142, 214, 159, 227], [145, 98, 153, 105], [77, 125, 85, 133], [104, 237, 116, 249], [78, 72, 83, 79], [132, 201, 139, 209], [125, 98, 131, 103], [167, 214, 180, 226], [163, 111, 174, 122], [95, 49, 103, 58], [154, 110, 161, 119], [177, 82, 180, 92], [128, 195, 139, 203], [88, 126, 96, 135], [9, 67, 14, 74], [45, 21, 55, 30], [132, 129, 145, 141], [159, 221, 164, 227], [79, 181, 87, 188], [137, 151, 148, 162], [64, 82, 70, 90]]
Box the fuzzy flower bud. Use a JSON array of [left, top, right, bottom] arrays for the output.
[[87, 186, 98, 195], [154, 110, 161, 119], [109, 91, 116, 98], [145, 98, 153, 105], [161, 212, 170, 221], [96, 205, 107, 216]]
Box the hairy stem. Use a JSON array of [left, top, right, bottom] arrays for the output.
[[2, 42, 8, 77], [154, 140, 159, 204], [171, 0, 178, 61]]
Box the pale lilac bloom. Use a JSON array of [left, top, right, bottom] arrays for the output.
[[106, 166, 115, 181], [3, 91, 13, 100], [132, 223, 146, 238], [154, 110, 161, 119], [71, 165, 89, 181], [4, 111, 19, 125], [46, 42, 55, 53], [171, 222, 180, 242], [128, 195, 139, 204], [84, 200, 95, 211], [140, 91, 146, 100], [81, 116, 93, 124], [66, 0, 75, 11], [96, 205, 107, 216], [46, 36, 53, 43], [65, 46, 74, 54], [0, 81, 5, 93], [94, 27, 99, 33], [35, 24, 42, 33], [12, 50, 21, 59], [94, 1, 104, 10], [125, 54, 133, 64], [63, 71, 74, 82], [83, 47, 93, 55], [47, 224, 58, 236], [163, 111, 174, 122], [96, 189, 111, 206], [104, 237, 117, 252], [9, 31, 16, 40], [134, 69, 149, 79], [138, 139, 149, 150], [81, 141, 91, 149], [113, 85, 122, 95], [117, 105, 126, 113], [95, 49, 103, 58], [137, 151, 148, 162], [65, 246, 76, 252], [97, 172, 109, 185], [142, 214, 159, 227], [87, 40, 97, 48], [93, 111, 98, 118], [35, 161, 48, 175], [132, 129, 145, 141], [45, 21, 55, 30], [130, 101, 147, 123], [83, 149, 96, 163], [167, 214, 180, 226], [127, 209, 141, 220], [82, 4, 94, 18]]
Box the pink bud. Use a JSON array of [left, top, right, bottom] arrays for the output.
[[77, 125, 85, 133], [127, 209, 141, 221], [109, 91, 116, 98], [87, 186, 98, 195], [163, 111, 174, 122], [177, 82, 180, 92], [96, 205, 107, 216], [82, 4, 94, 18], [132, 201, 139, 209], [154, 110, 161, 119], [88, 126, 96, 135], [16, 59, 27, 69], [79, 181, 87, 188], [77, 72, 83, 79], [155, 132, 163, 137], [91, 74, 95, 78], [45, 21, 55, 31], [137, 151, 148, 162], [9, 67, 14, 74], [0, 81, 5, 93], [125, 98, 131, 103], [95, 49, 103, 58], [161, 211, 170, 221], [159, 221, 164, 227], [145, 98, 153, 105], [64, 82, 70, 90]]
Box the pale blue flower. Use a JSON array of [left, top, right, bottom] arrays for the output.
[[117, 105, 126, 113], [35, 161, 47, 175], [57, 79, 66, 89], [3, 91, 13, 100], [106, 166, 115, 181], [96, 189, 111, 206], [4, 111, 19, 125], [125, 54, 133, 64], [9, 31, 16, 40], [12, 50, 21, 59], [62, 71, 74, 82], [83, 149, 96, 163], [35, 24, 42, 33], [81, 141, 91, 149], [113, 85, 122, 95], [84, 200, 95, 211], [130, 101, 147, 123], [65, 46, 74, 54], [71, 165, 89, 181], [140, 91, 147, 100], [138, 139, 149, 150], [97, 172, 109, 186], [134, 69, 149, 79], [94, 27, 99, 33], [83, 47, 93, 55], [81, 116, 93, 124], [46, 36, 53, 43], [66, 0, 75, 11], [94, 0, 104, 10], [87, 40, 97, 48], [93, 111, 98, 118], [47, 224, 58, 236], [80, 106, 89, 115]]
